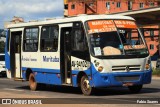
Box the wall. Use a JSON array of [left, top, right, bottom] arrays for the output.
[[68, 0, 159, 16]]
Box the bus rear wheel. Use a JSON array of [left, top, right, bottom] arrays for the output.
[[128, 85, 143, 93], [29, 73, 37, 91], [80, 75, 93, 96]]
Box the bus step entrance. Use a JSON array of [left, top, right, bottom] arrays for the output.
[[62, 83, 72, 86], [66, 78, 71, 84], [14, 78, 24, 81]]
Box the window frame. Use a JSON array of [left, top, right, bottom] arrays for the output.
[[140, 2, 144, 9], [128, 1, 132, 10], [150, 30, 154, 37], [106, 2, 110, 10], [150, 44, 154, 50], [117, 2, 121, 8], [40, 25, 59, 52], [149, 2, 154, 7], [23, 27, 39, 52], [71, 4, 75, 10]]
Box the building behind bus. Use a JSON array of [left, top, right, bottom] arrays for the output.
[[64, 0, 160, 68]]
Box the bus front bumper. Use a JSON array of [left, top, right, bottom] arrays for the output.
[[91, 70, 152, 87]]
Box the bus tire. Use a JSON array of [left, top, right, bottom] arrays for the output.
[[128, 85, 143, 93], [80, 75, 93, 96], [29, 73, 37, 91]]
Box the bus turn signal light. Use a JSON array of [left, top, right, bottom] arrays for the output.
[[145, 64, 150, 70], [98, 66, 103, 72]]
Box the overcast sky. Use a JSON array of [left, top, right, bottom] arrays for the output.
[[0, 0, 64, 29]]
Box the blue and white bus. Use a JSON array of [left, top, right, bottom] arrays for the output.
[[5, 15, 152, 95]]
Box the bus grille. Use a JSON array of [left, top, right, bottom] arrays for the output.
[[115, 75, 140, 82], [112, 65, 141, 72]]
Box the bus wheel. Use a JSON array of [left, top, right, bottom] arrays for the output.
[[81, 75, 93, 96], [128, 85, 143, 93], [29, 73, 37, 91]]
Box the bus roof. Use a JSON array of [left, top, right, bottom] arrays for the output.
[[7, 14, 135, 28]]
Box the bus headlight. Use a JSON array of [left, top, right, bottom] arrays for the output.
[[145, 64, 150, 70], [98, 66, 103, 72]]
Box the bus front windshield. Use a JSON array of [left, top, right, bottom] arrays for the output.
[[87, 20, 149, 57]]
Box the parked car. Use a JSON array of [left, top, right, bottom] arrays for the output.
[[0, 54, 6, 77]]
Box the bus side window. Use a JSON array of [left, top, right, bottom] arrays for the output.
[[40, 25, 59, 52], [23, 28, 39, 52], [72, 22, 87, 51]]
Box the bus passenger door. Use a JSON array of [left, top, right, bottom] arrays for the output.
[[10, 31, 22, 79], [60, 27, 72, 84]]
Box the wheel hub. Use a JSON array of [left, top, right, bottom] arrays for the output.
[[83, 79, 90, 90]]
